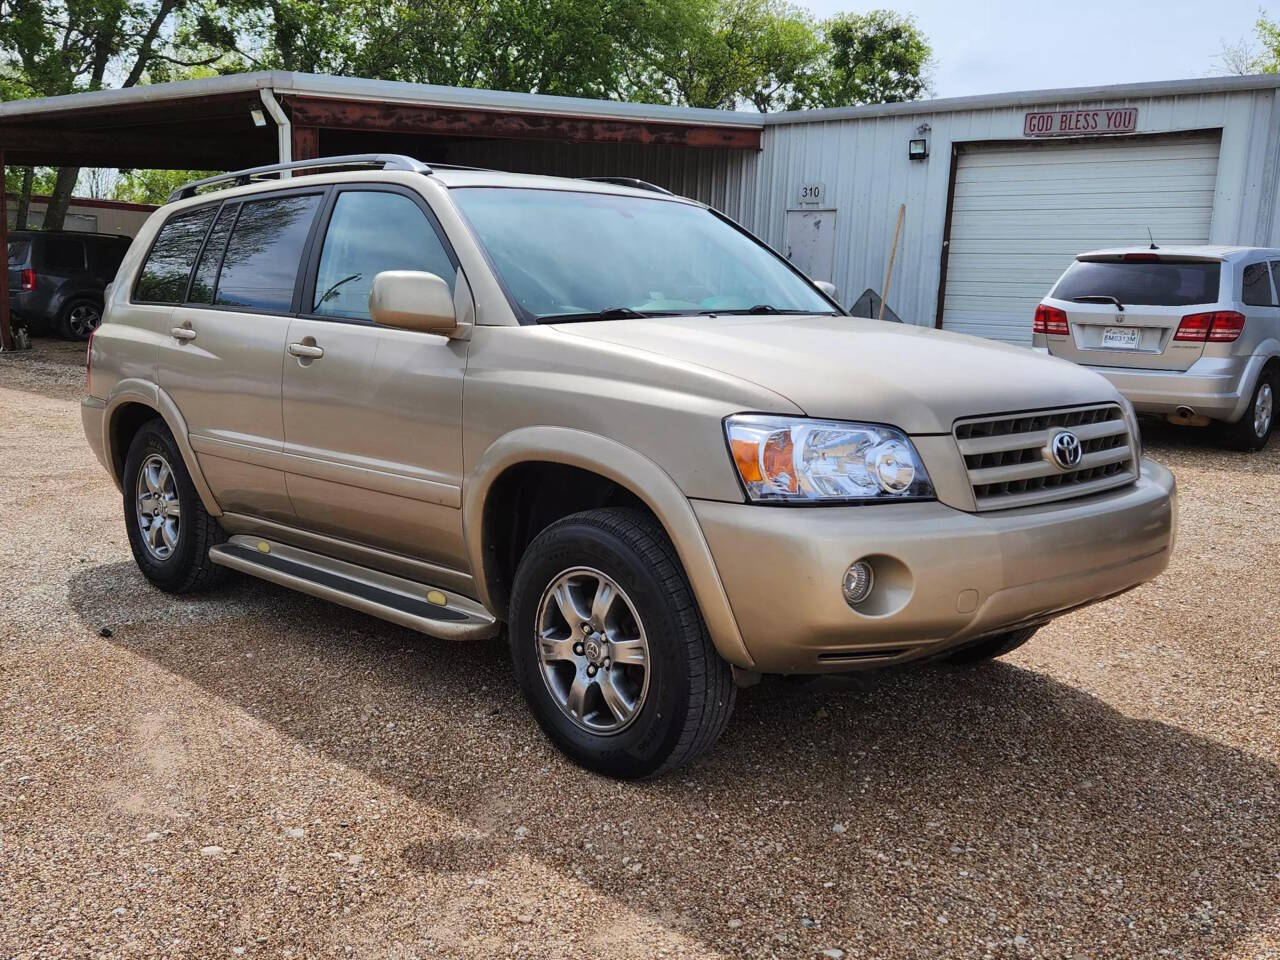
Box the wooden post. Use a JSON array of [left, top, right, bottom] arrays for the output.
[[878, 203, 905, 323], [291, 125, 319, 162], [0, 148, 13, 352]]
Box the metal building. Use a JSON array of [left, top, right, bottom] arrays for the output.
[[6, 72, 1280, 349], [755, 75, 1280, 344]]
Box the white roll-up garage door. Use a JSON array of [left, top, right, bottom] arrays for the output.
[[940, 134, 1221, 345]]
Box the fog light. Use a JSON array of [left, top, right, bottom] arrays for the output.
[[842, 560, 875, 607]]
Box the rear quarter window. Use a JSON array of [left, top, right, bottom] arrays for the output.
[[134, 206, 218, 303], [6, 239, 30, 265], [1242, 262, 1276, 306], [1052, 260, 1221, 307]]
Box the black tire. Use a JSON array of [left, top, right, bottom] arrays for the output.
[[508, 508, 735, 779], [122, 419, 227, 593], [1219, 367, 1276, 452], [56, 297, 102, 341], [945, 626, 1039, 665]]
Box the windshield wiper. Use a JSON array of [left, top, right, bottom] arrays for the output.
[[536, 306, 651, 324], [1071, 295, 1125, 311], [697, 304, 813, 316]]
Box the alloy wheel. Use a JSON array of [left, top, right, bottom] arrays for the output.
[[535, 567, 650, 734], [135, 453, 181, 560], [67, 303, 101, 338], [1256, 381, 1274, 439]]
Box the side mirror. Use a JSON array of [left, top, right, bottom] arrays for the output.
[[369, 270, 457, 336], [814, 280, 839, 301]]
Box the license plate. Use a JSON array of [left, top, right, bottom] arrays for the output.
[[1100, 326, 1141, 349]]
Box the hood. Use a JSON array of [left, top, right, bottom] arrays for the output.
[[554, 314, 1121, 434]]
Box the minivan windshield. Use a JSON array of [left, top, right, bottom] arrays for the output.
[[451, 187, 838, 322], [1052, 259, 1221, 307]]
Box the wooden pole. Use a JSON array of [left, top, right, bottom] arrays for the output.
[[878, 203, 905, 323], [0, 148, 13, 352]]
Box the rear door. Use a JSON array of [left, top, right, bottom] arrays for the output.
[[155, 189, 325, 522], [1043, 255, 1223, 371]]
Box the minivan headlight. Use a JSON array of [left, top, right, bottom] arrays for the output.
[[725, 415, 935, 503]]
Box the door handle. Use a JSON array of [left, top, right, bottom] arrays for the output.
[[287, 342, 324, 359], [170, 326, 197, 341]]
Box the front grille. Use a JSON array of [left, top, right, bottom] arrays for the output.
[[954, 403, 1137, 511]]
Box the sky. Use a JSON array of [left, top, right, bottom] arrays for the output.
[[803, 0, 1269, 99]]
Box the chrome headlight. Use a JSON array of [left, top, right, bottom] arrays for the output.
[[725, 415, 935, 503]]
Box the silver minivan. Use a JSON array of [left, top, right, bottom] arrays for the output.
[[1033, 246, 1280, 450]]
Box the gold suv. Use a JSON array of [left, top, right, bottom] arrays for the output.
[[82, 155, 1177, 778]]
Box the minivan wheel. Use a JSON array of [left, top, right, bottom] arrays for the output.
[[944, 626, 1039, 665], [508, 508, 735, 779], [1220, 369, 1276, 451], [123, 420, 227, 593], [57, 298, 102, 340]]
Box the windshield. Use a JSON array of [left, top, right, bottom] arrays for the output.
[[451, 187, 838, 321], [1052, 259, 1220, 307], [7, 240, 30, 266]]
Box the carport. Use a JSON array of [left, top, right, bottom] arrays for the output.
[[0, 71, 764, 349]]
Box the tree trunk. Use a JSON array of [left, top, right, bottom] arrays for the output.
[[13, 167, 34, 230], [43, 167, 80, 231]]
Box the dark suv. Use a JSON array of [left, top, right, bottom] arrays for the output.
[[6, 230, 133, 340]]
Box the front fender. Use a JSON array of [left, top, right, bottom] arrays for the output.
[[101, 378, 223, 517], [464, 426, 754, 668]]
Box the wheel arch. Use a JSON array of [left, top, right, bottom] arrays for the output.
[[102, 379, 223, 517], [465, 427, 753, 668]]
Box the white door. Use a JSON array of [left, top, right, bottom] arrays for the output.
[[785, 209, 837, 283], [941, 134, 1220, 345]]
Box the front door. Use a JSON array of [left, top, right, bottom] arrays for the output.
[[281, 185, 469, 573], [153, 190, 324, 521]]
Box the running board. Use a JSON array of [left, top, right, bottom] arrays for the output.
[[209, 536, 498, 641]]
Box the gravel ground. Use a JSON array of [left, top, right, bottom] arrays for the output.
[[1, 338, 1278, 960]]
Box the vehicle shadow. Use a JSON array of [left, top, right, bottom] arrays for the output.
[[67, 561, 1280, 958]]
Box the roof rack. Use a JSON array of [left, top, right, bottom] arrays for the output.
[[168, 154, 431, 202], [579, 176, 674, 196]]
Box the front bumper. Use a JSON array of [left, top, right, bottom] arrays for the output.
[[1086, 355, 1258, 421], [693, 459, 1176, 673]]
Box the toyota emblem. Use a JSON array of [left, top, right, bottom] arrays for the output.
[[1050, 430, 1083, 470]]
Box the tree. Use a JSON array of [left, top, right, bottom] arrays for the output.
[[817, 9, 933, 107], [1219, 13, 1280, 75], [0, 0, 227, 228], [113, 167, 215, 204]]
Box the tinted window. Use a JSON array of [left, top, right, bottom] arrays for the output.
[[215, 194, 320, 312], [451, 187, 835, 321], [7, 240, 30, 265], [312, 191, 455, 321], [89, 240, 129, 274], [1243, 262, 1276, 306], [42, 236, 86, 271], [1052, 259, 1220, 307], [189, 204, 238, 305], [135, 207, 217, 303]]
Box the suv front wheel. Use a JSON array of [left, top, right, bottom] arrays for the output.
[[508, 508, 735, 779]]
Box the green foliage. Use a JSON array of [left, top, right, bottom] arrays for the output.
[[113, 168, 215, 204], [4, 166, 56, 194], [820, 9, 933, 106]]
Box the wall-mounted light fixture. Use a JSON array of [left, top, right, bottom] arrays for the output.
[[250, 107, 267, 128], [908, 138, 929, 161]]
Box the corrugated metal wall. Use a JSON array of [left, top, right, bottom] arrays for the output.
[[439, 139, 760, 223], [753, 88, 1280, 328]]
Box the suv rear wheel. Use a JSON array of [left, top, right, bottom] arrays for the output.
[[123, 419, 226, 593], [57, 298, 102, 341], [508, 508, 735, 779], [1220, 367, 1276, 451]]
